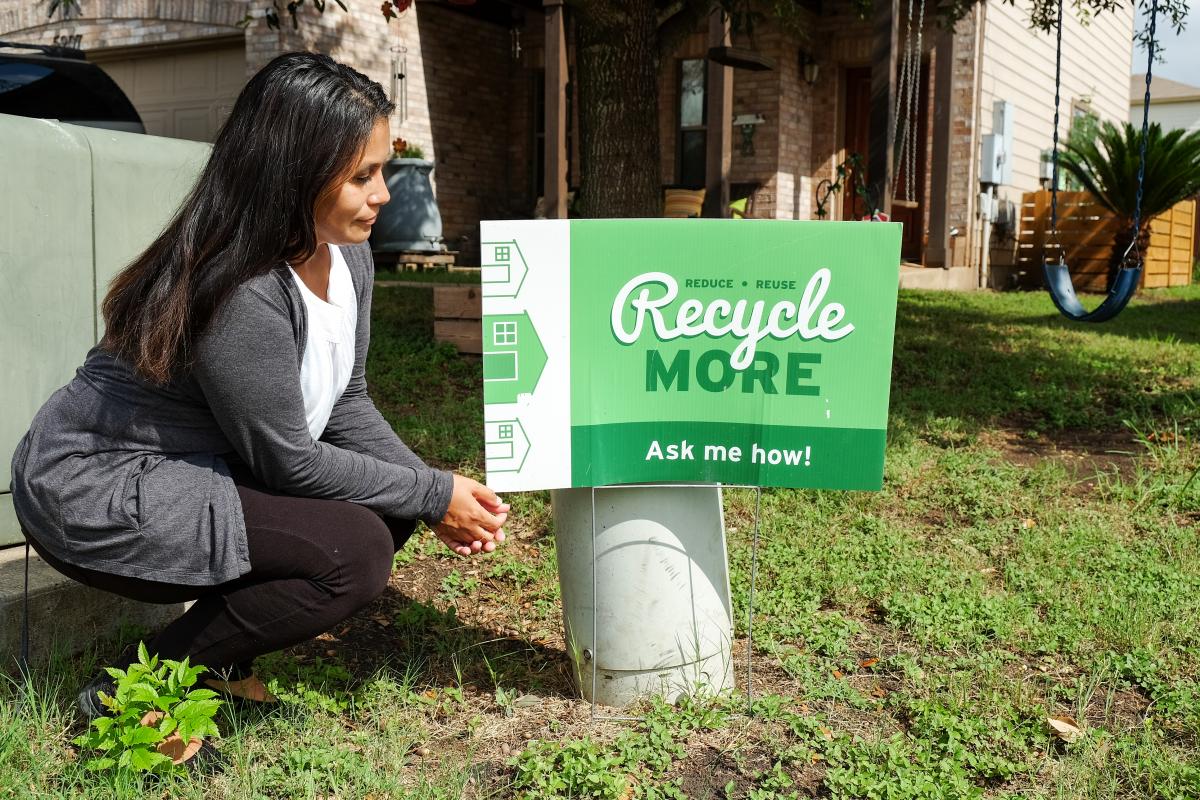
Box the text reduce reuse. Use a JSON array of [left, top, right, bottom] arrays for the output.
[[479, 219, 901, 492]]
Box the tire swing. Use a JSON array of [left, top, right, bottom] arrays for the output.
[[1042, 0, 1159, 322]]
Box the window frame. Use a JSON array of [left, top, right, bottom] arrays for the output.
[[675, 57, 707, 189]]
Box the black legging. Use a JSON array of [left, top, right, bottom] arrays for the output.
[[25, 462, 416, 676]]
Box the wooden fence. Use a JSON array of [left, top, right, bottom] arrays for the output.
[[1017, 191, 1195, 291]]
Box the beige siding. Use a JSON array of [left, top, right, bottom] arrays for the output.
[[1130, 99, 1200, 133], [980, 0, 1134, 191], [978, 0, 1133, 268]]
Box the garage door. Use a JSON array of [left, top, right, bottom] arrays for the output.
[[93, 40, 246, 143]]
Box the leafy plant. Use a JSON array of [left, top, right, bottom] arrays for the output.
[[72, 642, 221, 773], [509, 738, 629, 799], [1059, 121, 1200, 287], [437, 569, 481, 606], [391, 137, 425, 160], [814, 153, 870, 220], [258, 653, 355, 714]]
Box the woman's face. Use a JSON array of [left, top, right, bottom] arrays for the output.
[[314, 118, 392, 246]]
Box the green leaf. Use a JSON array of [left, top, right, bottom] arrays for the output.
[[85, 757, 117, 771], [185, 688, 220, 701], [183, 661, 204, 688], [138, 641, 150, 666], [127, 683, 159, 704], [195, 718, 221, 739], [157, 715, 178, 737], [127, 726, 164, 746], [129, 746, 172, 772]]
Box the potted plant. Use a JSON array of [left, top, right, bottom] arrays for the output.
[[73, 642, 222, 774], [370, 136, 447, 254]]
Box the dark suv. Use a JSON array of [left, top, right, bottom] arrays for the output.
[[0, 41, 143, 133]]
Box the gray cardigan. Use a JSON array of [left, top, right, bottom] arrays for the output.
[[8, 241, 454, 586]]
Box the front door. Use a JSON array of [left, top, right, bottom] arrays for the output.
[[841, 67, 871, 222], [841, 61, 929, 262]]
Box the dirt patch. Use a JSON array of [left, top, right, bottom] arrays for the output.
[[1084, 687, 1151, 734], [983, 426, 1143, 488], [676, 744, 749, 798], [674, 727, 825, 799], [276, 530, 576, 701]]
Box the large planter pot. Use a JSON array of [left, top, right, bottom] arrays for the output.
[[140, 710, 203, 765], [370, 157, 446, 253]]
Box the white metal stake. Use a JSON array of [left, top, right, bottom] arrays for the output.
[[746, 486, 762, 716]]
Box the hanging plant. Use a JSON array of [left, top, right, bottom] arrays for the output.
[[381, 0, 412, 21]]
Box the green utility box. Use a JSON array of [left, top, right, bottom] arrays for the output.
[[0, 114, 209, 547]]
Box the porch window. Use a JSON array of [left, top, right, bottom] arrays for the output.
[[677, 58, 707, 188]]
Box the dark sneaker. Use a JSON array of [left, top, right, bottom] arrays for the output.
[[183, 739, 228, 776], [76, 671, 116, 721]]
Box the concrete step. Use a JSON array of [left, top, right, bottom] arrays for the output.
[[0, 544, 185, 667], [899, 265, 978, 291]]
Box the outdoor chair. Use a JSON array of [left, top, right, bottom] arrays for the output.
[[662, 187, 706, 218]]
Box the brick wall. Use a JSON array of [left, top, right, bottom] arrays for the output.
[[283, 3, 539, 264], [0, 0, 248, 53], [775, 27, 814, 220], [809, 69, 841, 219], [410, 5, 529, 263], [946, 10, 980, 267], [728, 30, 782, 217]]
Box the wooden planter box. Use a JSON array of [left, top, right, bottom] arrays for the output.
[[433, 286, 482, 354]]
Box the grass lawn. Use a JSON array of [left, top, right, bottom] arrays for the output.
[[3, 283, 1198, 799]]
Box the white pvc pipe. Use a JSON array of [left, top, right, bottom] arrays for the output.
[[551, 486, 734, 708]]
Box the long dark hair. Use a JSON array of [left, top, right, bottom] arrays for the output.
[[100, 52, 394, 385]]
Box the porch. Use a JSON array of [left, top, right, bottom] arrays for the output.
[[392, 0, 972, 277]]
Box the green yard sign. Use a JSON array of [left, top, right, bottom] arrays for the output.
[[480, 219, 901, 492]]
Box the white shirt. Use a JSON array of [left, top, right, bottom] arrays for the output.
[[288, 243, 358, 440]]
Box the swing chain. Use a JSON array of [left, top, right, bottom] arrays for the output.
[[906, 0, 925, 203], [894, 0, 914, 170], [1047, 0, 1065, 260], [1125, 0, 1158, 269], [893, 0, 924, 205]]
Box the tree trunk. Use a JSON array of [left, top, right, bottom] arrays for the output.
[[1108, 221, 1150, 292], [574, 0, 663, 218]]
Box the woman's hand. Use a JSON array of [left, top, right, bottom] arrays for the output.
[[434, 474, 510, 556]]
